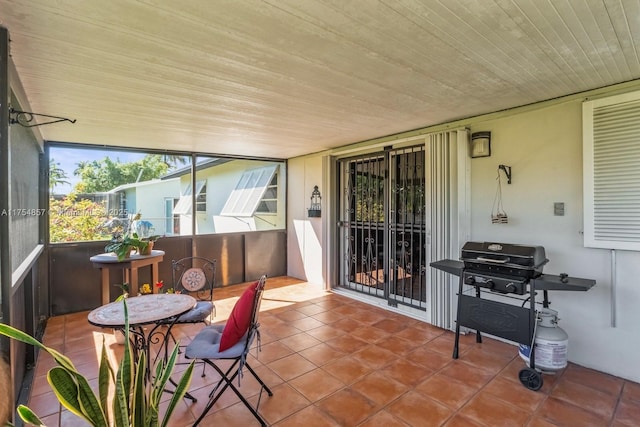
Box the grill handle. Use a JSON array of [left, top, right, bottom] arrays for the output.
[[476, 256, 510, 264]]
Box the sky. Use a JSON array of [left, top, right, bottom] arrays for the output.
[[49, 146, 146, 193]]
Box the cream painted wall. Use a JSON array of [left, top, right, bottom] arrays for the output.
[[469, 101, 640, 383], [286, 156, 324, 285], [287, 94, 640, 382]]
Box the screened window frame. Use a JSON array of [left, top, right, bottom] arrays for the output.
[[583, 90, 640, 251]]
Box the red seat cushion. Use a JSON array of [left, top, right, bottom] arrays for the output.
[[218, 281, 258, 352]]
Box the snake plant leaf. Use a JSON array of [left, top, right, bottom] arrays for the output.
[[153, 342, 181, 398], [150, 364, 163, 407], [114, 301, 133, 427], [72, 369, 108, 427], [0, 324, 75, 371], [47, 367, 88, 422], [113, 362, 130, 427], [98, 341, 113, 421], [147, 357, 165, 424], [121, 301, 133, 392], [161, 361, 195, 427], [47, 367, 108, 427], [116, 300, 133, 420], [16, 404, 45, 426], [132, 354, 147, 427]]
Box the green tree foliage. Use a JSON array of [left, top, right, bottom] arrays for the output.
[[49, 158, 70, 191], [355, 174, 385, 223], [49, 194, 110, 242], [162, 154, 188, 169], [74, 155, 170, 193]]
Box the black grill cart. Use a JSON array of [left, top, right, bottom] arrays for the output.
[[431, 241, 596, 391]]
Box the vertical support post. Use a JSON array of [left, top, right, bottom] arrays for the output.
[[0, 26, 12, 354], [452, 274, 464, 359], [529, 279, 537, 369], [475, 285, 482, 343], [611, 249, 617, 328], [191, 153, 197, 258]]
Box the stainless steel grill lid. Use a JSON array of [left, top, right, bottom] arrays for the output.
[[461, 241, 548, 278]]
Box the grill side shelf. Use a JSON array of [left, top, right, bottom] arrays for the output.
[[533, 275, 596, 291], [429, 259, 463, 276], [430, 261, 596, 292], [531, 274, 596, 291]]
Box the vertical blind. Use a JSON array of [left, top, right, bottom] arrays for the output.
[[427, 129, 470, 329]]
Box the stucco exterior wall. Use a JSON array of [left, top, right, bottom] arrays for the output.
[[470, 100, 640, 383], [287, 95, 640, 383], [287, 155, 324, 285]]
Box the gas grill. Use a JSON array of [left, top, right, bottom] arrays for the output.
[[460, 241, 547, 295], [430, 241, 595, 391]]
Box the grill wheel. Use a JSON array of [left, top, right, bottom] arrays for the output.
[[518, 367, 543, 391]]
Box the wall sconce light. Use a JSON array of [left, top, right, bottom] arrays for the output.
[[308, 185, 322, 218], [470, 131, 491, 158]]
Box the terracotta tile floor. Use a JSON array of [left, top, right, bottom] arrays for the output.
[[28, 277, 640, 426]]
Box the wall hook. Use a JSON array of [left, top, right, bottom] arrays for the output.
[[499, 164, 512, 184], [9, 107, 76, 128]]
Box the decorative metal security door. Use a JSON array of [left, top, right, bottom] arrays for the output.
[[338, 153, 387, 298], [388, 146, 427, 309], [337, 145, 427, 310]]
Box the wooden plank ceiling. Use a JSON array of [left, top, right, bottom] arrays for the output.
[[1, 0, 639, 158]]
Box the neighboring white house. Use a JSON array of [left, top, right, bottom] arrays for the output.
[[108, 178, 181, 236], [112, 158, 287, 236]]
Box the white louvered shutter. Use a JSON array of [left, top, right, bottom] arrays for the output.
[[583, 91, 640, 250]]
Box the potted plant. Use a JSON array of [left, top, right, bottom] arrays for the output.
[[103, 215, 162, 259], [0, 300, 194, 427], [131, 219, 163, 255], [137, 234, 161, 255], [105, 234, 148, 261]]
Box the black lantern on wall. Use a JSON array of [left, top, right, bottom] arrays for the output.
[[308, 185, 321, 217], [470, 131, 492, 158]]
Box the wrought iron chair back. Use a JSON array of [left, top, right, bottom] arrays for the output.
[[171, 256, 216, 301]]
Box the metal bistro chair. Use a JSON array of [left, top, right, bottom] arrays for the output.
[[170, 256, 216, 322], [158, 257, 216, 350], [185, 275, 272, 426]]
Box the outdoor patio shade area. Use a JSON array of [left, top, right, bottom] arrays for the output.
[[27, 277, 639, 426]]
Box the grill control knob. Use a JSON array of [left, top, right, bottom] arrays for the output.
[[486, 280, 495, 289], [464, 276, 475, 285]]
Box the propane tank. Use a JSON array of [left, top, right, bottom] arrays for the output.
[[518, 308, 568, 372]]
